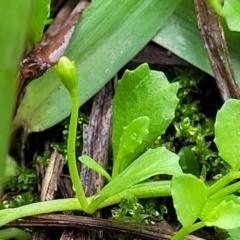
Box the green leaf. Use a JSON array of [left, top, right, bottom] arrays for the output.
[[112, 63, 179, 173], [0, 0, 31, 194], [200, 194, 240, 220], [0, 227, 31, 240], [129, 181, 171, 198], [88, 147, 181, 211], [171, 174, 207, 227], [153, 0, 240, 85], [227, 228, 240, 240], [13, 0, 181, 133], [28, 0, 50, 47], [79, 155, 112, 182], [204, 200, 240, 229], [220, 0, 240, 32], [178, 147, 199, 177], [214, 99, 240, 171], [112, 116, 149, 177]]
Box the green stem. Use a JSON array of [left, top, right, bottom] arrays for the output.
[[0, 198, 83, 227], [0, 181, 171, 226], [0, 228, 31, 240], [99, 181, 171, 209], [171, 221, 206, 240], [207, 171, 240, 198], [112, 155, 121, 178], [210, 181, 240, 198], [68, 91, 88, 211]]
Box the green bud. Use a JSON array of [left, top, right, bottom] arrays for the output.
[[55, 56, 78, 96]]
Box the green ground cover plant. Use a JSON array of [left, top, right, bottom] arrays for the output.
[[0, 60, 181, 229], [3, 56, 240, 239], [1, 1, 240, 239]]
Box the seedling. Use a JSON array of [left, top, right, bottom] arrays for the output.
[[0, 59, 181, 227], [171, 99, 240, 239]]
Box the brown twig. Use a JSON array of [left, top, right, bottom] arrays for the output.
[[193, 0, 240, 101], [9, 214, 205, 240]]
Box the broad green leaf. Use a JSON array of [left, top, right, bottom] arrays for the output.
[[13, 0, 181, 134], [112, 116, 150, 177], [88, 147, 181, 211], [214, 99, 240, 171], [221, 0, 240, 32], [129, 181, 171, 198], [153, 0, 240, 85], [200, 195, 240, 220], [0, 1, 31, 194], [204, 200, 240, 229], [28, 0, 50, 47], [171, 174, 207, 227], [178, 147, 199, 177], [79, 155, 112, 182], [112, 63, 179, 172]]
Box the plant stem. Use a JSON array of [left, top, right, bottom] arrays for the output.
[[171, 221, 206, 240], [0, 181, 171, 226], [207, 171, 240, 198], [210, 181, 240, 198], [68, 91, 88, 211]]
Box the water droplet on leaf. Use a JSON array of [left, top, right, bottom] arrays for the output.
[[131, 133, 137, 140]]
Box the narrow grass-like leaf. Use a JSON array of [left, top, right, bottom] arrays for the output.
[[13, 0, 181, 134], [0, 1, 31, 193], [171, 174, 207, 227], [153, 0, 240, 84], [214, 99, 240, 171], [28, 0, 50, 47], [79, 155, 112, 182]]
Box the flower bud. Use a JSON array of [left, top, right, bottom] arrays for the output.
[[55, 56, 78, 96]]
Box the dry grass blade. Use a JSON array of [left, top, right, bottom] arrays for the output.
[[193, 0, 240, 100]]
